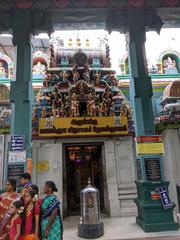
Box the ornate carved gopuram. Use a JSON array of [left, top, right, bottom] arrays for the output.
[[32, 36, 133, 137]]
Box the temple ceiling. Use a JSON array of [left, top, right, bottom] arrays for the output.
[[0, 1, 180, 30]]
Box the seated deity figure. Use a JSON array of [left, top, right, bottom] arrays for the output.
[[70, 93, 79, 117], [163, 56, 178, 74], [0, 62, 6, 78], [33, 61, 46, 75]]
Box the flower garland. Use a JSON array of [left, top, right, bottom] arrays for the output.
[[18, 206, 24, 214], [33, 194, 39, 202]]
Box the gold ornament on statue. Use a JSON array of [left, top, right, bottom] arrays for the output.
[[85, 39, 90, 48], [68, 38, 73, 47], [76, 38, 81, 47]]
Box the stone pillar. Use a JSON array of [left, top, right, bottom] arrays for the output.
[[104, 140, 120, 217], [126, 8, 155, 136], [10, 10, 33, 158], [125, 8, 178, 232]]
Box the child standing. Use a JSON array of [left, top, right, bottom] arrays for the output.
[[9, 200, 23, 240]]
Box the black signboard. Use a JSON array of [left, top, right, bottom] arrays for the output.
[[136, 159, 142, 180], [156, 186, 173, 209], [144, 157, 161, 181], [7, 164, 24, 180], [10, 135, 25, 151]]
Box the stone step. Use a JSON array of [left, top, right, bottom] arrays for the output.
[[120, 208, 137, 217]]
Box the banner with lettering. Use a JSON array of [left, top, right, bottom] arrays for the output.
[[156, 186, 174, 209], [39, 116, 128, 137]]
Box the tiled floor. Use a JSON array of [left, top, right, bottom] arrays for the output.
[[63, 216, 180, 240]]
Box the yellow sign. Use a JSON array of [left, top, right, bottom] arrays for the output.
[[39, 116, 128, 137], [37, 161, 49, 172], [136, 142, 164, 155]]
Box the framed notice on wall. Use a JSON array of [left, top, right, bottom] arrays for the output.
[[7, 164, 24, 180], [144, 157, 161, 181]]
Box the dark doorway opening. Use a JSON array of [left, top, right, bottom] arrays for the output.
[[65, 144, 104, 215], [79, 102, 87, 116]]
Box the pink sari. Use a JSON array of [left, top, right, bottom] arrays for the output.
[[0, 192, 20, 240]]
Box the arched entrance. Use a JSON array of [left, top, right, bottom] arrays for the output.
[[64, 143, 104, 215]]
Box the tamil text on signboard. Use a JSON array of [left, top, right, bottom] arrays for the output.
[[156, 186, 173, 209], [10, 135, 25, 151], [39, 116, 128, 137]]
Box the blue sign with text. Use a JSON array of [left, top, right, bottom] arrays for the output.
[[156, 186, 173, 209], [10, 135, 25, 151]]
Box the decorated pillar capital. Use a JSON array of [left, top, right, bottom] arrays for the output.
[[0, 9, 53, 42], [105, 9, 163, 36]]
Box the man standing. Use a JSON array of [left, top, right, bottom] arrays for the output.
[[20, 172, 33, 188]]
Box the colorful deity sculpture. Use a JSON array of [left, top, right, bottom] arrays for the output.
[[94, 72, 101, 85], [0, 62, 6, 78], [163, 56, 178, 74], [111, 93, 124, 125], [70, 93, 79, 117], [87, 93, 96, 116], [33, 61, 46, 76]]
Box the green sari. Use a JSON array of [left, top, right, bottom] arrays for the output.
[[41, 195, 63, 240]]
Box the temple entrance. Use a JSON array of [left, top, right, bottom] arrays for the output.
[[65, 143, 104, 215]]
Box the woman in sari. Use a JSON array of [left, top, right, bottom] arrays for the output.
[[41, 181, 63, 240], [21, 189, 40, 240], [0, 179, 20, 240]]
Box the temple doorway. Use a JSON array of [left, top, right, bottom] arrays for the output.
[[65, 143, 104, 215]]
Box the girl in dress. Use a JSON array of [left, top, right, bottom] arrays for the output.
[[9, 200, 23, 240], [22, 189, 40, 240]]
